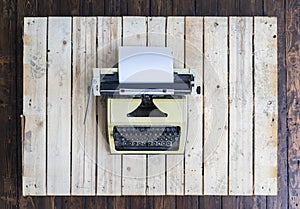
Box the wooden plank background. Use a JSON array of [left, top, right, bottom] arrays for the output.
[[0, 0, 293, 208], [22, 16, 277, 197]]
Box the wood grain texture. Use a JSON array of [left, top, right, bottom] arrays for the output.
[[122, 16, 147, 195], [177, 196, 198, 209], [287, 0, 300, 208], [150, 0, 172, 16], [60, 0, 81, 15], [184, 16, 203, 195], [37, 0, 60, 16], [104, 0, 128, 15], [222, 196, 237, 209], [0, 0, 18, 207], [236, 0, 263, 15], [218, 0, 237, 15], [82, 0, 104, 15], [16, 0, 50, 208], [172, 0, 195, 15], [0, 0, 288, 207], [20, 15, 278, 200], [232, 0, 265, 207], [107, 197, 126, 209], [196, 0, 217, 15], [127, 0, 150, 15], [85, 197, 107, 209], [72, 17, 97, 195], [166, 16, 185, 195], [63, 197, 84, 209], [229, 16, 253, 195], [97, 17, 122, 195], [254, 17, 278, 195], [47, 17, 72, 195], [199, 196, 221, 209], [23, 17, 47, 196], [264, 0, 287, 207], [146, 16, 166, 195], [203, 17, 228, 195], [130, 196, 147, 209]]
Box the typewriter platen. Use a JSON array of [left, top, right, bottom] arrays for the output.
[[90, 47, 200, 154]]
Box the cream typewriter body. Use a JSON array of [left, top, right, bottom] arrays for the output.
[[90, 47, 200, 154]]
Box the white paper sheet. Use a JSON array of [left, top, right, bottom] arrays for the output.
[[118, 46, 173, 83]]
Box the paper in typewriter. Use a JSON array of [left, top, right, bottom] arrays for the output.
[[118, 46, 174, 83]]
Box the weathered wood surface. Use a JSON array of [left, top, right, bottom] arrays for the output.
[[166, 16, 185, 195], [184, 17, 203, 195], [203, 17, 228, 195], [0, 0, 291, 208], [72, 17, 97, 195], [287, 0, 300, 208], [23, 17, 47, 195], [121, 16, 147, 195], [97, 16, 122, 195], [229, 16, 253, 195], [254, 17, 278, 195], [147, 16, 166, 196], [22, 16, 278, 197], [47, 17, 72, 195]]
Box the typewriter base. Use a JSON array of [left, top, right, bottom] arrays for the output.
[[107, 97, 188, 154]]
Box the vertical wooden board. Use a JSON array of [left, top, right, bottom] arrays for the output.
[[97, 17, 122, 195], [264, 0, 287, 208], [72, 17, 97, 195], [23, 17, 47, 195], [166, 16, 184, 195], [203, 17, 228, 195], [47, 17, 72, 195], [254, 17, 278, 195], [229, 17, 253, 195], [184, 17, 203, 195], [146, 16, 166, 196], [287, 0, 300, 207], [122, 16, 147, 195]]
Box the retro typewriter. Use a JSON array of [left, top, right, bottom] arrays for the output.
[[90, 46, 200, 154]]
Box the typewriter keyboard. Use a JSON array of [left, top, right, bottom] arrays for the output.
[[113, 126, 181, 151]]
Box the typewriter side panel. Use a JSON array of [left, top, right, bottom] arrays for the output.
[[166, 16, 185, 195], [203, 17, 229, 195], [97, 17, 122, 195], [147, 16, 166, 195], [122, 16, 147, 195], [184, 17, 204, 195]]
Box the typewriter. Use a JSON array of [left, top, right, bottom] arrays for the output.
[[90, 46, 200, 154]]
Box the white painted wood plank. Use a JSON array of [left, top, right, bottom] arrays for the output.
[[23, 17, 47, 196], [166, 16, 185, 195], [147, 16, 166, 195], [254, 17, 278, 195], [184, 17, 203, 195], [203, 17, 228, 195], [97, 17, 122, 195], [122, 16, 147, 195], [47, 17, 72, 195], [229, 17, 253, 195], [72, 17, 97, 195]]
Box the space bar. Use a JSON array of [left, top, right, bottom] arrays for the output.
[[115, 146, 171, 151]]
